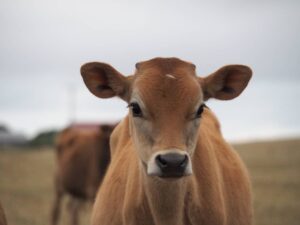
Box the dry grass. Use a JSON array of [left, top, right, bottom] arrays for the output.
[[0, 148, 91, 225], [234, 139, 300, 225], [0, 138, 299, 225]]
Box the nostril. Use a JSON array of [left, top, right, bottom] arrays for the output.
[[156, 155, 168, 168], [180, 155, 188, 168]]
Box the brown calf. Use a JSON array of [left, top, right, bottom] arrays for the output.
[[81, 57, 253, 225], [51, 124, 114, 225]]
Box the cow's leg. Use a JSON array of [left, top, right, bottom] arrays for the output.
[[51, 187, 63, 225], [68, 198, 82, 225]]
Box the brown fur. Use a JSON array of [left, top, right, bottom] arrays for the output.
[[81, 57, 253, 225], [0, 203, 7, 225], [51, 124, 114, 225]]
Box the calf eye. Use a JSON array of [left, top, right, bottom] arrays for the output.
[[195, 104, 205, 118], [128, 102, 143, 117]]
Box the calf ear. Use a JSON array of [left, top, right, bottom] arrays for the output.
[[200, 65, 252, 101], [80, 62, 130, 101]]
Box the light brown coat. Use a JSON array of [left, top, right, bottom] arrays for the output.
[[81, 57, 253, 225]]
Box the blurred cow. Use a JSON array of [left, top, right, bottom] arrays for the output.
[[0, 203, 7, 225], [51, 123, 115, 225]]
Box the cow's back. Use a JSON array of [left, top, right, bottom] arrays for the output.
[[56, 128, 111, 199]]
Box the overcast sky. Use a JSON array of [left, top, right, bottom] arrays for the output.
[[0, 0, 299, 142]]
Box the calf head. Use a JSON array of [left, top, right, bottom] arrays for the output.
[[81, 57, 252, 178]]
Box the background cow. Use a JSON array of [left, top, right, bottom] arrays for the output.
[[51, 123, 114, 225], [0, 203, 7, 225], [81, 57, 253, 225]]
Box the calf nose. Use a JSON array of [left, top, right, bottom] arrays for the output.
[[155, 153, 188, 177]]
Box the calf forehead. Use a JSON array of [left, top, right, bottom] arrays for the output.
[[133, 60, 202, 116]]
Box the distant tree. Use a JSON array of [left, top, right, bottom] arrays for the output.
[[0, 125, 9, 133], [0, 125, 27, 148], [28, 130, 58, 147]]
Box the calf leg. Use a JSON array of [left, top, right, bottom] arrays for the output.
[[51, 188, 63, 225]]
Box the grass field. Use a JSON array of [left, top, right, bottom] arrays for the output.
[[0, 138, 300, 225]]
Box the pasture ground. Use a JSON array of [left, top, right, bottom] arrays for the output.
[[0, 138, 300, 225]]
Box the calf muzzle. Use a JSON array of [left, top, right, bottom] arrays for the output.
[[155, 153, 188, 178]]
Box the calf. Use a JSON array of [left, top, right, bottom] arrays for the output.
[[51, 124, 114, 225], [81, 57, 253, 225]]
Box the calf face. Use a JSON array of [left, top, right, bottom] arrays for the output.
[[81, 57, 251, 178]]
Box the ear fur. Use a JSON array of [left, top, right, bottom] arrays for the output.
[[200, 65, 252, 101], [80, 62, 130, 101]]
